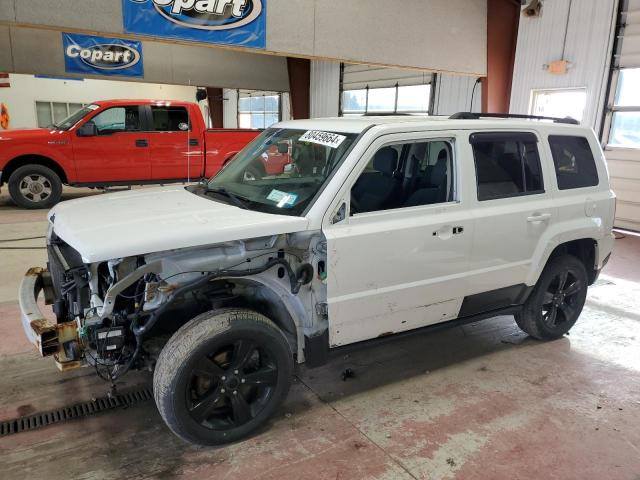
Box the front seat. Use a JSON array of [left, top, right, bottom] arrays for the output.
[[352, 147, 400, 213], [405, 152, 448, 207]]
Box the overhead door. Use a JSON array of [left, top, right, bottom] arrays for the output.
[[604, 0, 640, 230]]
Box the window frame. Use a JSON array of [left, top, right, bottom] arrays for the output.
[[548, 134, 600, 190], [83, 105, 145, 135], [603, 68, 640, 149], [34, 101, 87, 128], [470, 131, 546, 202], [529, 87, 587, 124], [340, 83, 433, 116], [347, 136, 458, 218], [147, 105, 191, 132], [236, 89, 282, 129]]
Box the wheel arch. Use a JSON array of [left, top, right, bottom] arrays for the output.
[[220, 277, 306, 361], [534, 238, 599, 286], [2, 154, 68, 185]]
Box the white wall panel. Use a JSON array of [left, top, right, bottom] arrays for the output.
[[310, 60, 340, 118], [432, 74, 481, 115], [510, 0, 617, 131], [222, 88, 238, 129], [7, 0, 487, 75], [0, 73, 205, 129]]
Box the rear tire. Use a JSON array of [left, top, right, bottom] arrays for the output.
[[515, 255, 588, 340], [8, 164, 63, 209], [153, 308, 293, 445]]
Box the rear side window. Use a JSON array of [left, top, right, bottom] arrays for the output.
[[150, 106, 190, 132], [470, 132, 544, 201], [548, 135, 599, 189]]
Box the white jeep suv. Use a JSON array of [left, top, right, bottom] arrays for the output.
[[19, 113, 615, 445]]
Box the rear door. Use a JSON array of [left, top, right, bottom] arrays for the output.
[[464, 130, 558, 310], [72, 105, 150, 183], [323, 131, 475, 347], [147, 105, 204, 181]]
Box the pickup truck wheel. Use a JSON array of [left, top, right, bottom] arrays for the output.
[[8, 165, 62, 209], [515, 255, 588, 340], [153, 308, 293, 445]]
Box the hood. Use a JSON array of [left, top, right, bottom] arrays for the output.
[[50, 186, 310, 263], [0, 128, 57, 141]]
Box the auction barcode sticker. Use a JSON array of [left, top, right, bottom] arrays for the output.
[[299, 130, 347, 149]]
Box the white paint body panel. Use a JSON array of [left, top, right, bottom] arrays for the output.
[[49, 186, 309, 263], [47, 116, 616, 351]]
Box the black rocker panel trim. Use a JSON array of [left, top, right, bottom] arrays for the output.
[[458, 284, 533, 318]]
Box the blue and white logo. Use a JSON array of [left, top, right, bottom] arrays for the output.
[[122, 0, 266, 49], [63, 33, 144, 77]]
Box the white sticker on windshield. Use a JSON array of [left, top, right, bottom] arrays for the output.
[[299, 130, 347, 149]]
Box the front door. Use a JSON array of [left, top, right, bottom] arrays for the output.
[[72, 105, 150, 183], [147, 105, 204, 181], [323, 133, 474, 347]]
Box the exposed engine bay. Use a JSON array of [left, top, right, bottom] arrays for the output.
[[45, 229, 327, 381]]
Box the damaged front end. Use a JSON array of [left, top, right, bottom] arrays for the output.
[[20, 228, 327, 380]]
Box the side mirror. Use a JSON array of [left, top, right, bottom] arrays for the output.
[[277, 142, 289, 154], [77, 121, 97, 137]]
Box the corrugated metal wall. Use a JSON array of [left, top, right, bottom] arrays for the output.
[[431, 74, 482, 115], [510, 0, 617, 131], [310, 61, 340, 118]]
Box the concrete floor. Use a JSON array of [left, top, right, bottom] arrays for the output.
[[1, 187, 639, 480]]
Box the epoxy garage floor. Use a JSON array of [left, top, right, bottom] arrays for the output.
[[1, 189, 639, 480]]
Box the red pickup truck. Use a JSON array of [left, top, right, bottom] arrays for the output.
[[0, 99, 289, 208]]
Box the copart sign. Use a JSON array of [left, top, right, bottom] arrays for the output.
[[122, 0, 266, 49], [63, 33, 144, 78]]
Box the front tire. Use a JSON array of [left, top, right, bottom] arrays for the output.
[[515, 255, 588, 340], [153, 309, 293, 445], [8, 164, 63, 209]]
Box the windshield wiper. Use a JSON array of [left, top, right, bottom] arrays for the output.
[[206, 187, 249, 210]]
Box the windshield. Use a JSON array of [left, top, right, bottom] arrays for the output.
[[53, 104, 99, 130], [205, 128, 358, 216]]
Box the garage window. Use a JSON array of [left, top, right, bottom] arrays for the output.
[[530, 88, 587, 123], [608, 68, 640, 148], [342, 84, 431, 116], [548, 135, 599, 189], [36, 101, 86, 128], [470, 132, 544, 201], [238, 90, 281, 129]]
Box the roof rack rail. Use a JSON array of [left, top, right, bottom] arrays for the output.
[[449, 112, 579, 125]]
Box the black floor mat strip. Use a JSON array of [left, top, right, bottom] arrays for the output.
[[0, 387, 153, 436]]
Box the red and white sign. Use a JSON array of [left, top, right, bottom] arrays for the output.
[[0, 73, 10, 88]]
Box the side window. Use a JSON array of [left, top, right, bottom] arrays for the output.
[[350, 140, 454, 215], [548, 135, 599, 189], [151, 106, 190, 132], [91, 107, 140, 135], [470, 132, 544, 201]]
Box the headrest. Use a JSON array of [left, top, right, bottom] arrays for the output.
[[373, 147, 398, 175], [431, 156, 448, 185]]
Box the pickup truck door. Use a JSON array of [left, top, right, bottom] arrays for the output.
[[146, 105, 205, 181], [72, 105, 150, 183], [322, 132, 474, 347]]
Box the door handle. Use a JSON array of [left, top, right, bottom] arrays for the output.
[[527, 213, 552, 223], [189, 139, 199, 146], [135, 139, 148, 147]]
